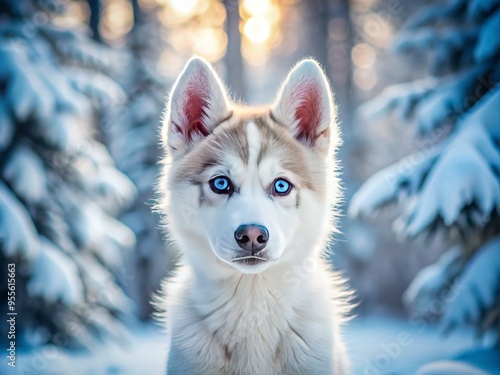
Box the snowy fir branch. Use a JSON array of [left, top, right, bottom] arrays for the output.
[[351, 0, 500, 343], [0, 0, 137, 348]]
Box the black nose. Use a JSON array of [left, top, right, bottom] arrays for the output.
[[234, 224, 269, 254]]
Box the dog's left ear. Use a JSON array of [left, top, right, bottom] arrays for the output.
[[163, 57, 230, 157], [271, 59, 338, 155]]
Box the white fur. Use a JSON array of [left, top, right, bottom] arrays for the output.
[[246, 121, 261, 164], [158, 58, 350, 375], [272, 59, 339, 154], [163, 57, 230, 157]]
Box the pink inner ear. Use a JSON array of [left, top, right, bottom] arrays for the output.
[[184, 85, 209, 141], [294, 84, 323, 146], [173, 71, 210, 142]]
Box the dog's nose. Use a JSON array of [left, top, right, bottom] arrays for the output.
[[234, 224, 269, 253]]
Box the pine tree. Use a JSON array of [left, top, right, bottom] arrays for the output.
[[0, 0, 137, 348], [105, 3, 175, 319], [349, 0, 500, 350]]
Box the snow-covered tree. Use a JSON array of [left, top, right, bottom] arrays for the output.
[[349, 0, 500, 348], [105, 4, 176, 319], [0, 0, 137, 348]]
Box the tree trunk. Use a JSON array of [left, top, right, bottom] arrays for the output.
[[87, 0, 101, 41], [326, 0, 353, 127], [223, 0, 245, 100]]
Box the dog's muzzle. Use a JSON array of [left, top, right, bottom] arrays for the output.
[[234, 224, 269, 254]]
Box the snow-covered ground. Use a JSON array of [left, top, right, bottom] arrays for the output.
[[5, 315, 499, 375], [4, 323, 167, 375], [345, 315, 499, 375]]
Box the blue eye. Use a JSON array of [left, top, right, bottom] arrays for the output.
[[209, 176, 234, 194], [273, 178, 292, 196]]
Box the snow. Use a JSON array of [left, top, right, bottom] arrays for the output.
[[3, 143, 48, 203], [463, 86, 500, 140], [0, 181, 39, 260], [0, 5, 140, 349], [405, 127, 500, 236], [7, 315, 499, 375], [351, 86, 500, 238], [416, 348, 500, 375], [93, 165, 138, 213], [467, 0, 500, 19], [36, 57, 86, 116], [345, 315, 498, 375], [71, 201, 135, 268], [354, 0, 500, 251], [348, 148, 440, 219], [413, 66, 489, 134], [79, 255, 132, 312], [442, 236, 500, 331], [36, 111, 89, 152], [27, 237, 84, 306], [1, 44, 54, 123], [393, 28, 437, 53], [456, 349, 500, 374], [415, 361, 488, 375], [347, 167, 401, 218], [357, 65, 492, 135], [355, 78, 437, 122], [40, 25, 121, 71], [403, 4, 452, 29], [68, 68, 126, 109], [403, 245, 462, 312], [5, 322, 167, 375], [401, 88, 500, 236], [474, 9, 500, 61]]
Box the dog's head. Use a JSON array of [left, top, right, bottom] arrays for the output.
[[160, 57, 340, 276]]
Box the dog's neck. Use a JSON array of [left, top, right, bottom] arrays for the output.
[[185, 255, 326, 310]]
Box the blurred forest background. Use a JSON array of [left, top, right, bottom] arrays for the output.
[[0, 0, 499, 374]]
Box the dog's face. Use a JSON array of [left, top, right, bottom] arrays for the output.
[[161, 58, 339, 275]]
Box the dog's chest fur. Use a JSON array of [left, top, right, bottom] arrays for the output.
[[165, 266, 336, 375]]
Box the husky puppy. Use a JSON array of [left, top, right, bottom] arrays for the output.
[[157, 57, 350, 375]]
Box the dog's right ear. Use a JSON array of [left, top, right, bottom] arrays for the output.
[[162, 57, 230, 157]]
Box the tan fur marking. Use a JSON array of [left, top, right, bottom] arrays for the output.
[[254, 116, 316, 191], [173, 106, 329, 199], [175, 119, 249, 184]]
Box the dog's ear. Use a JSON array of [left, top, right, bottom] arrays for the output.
[[163, 57, 230, 157], [271, 59, 338, 154]]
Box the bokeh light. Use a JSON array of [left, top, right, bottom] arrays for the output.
[[155, 0, 226, 65], [239, 0, 283, 66], [167, 0, 199, 16], [242, 0, 270, 17], [243, 17, 271, 44], [208, 2, 227, 27], [100, 0, 134, 43], [353, 66, 378, 90], [352, 43, 376, 68], [52, 1, 89, 27], [361, 14, 393, 48], [193, 27, 227, 62], [157, 48, 186, 76]]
